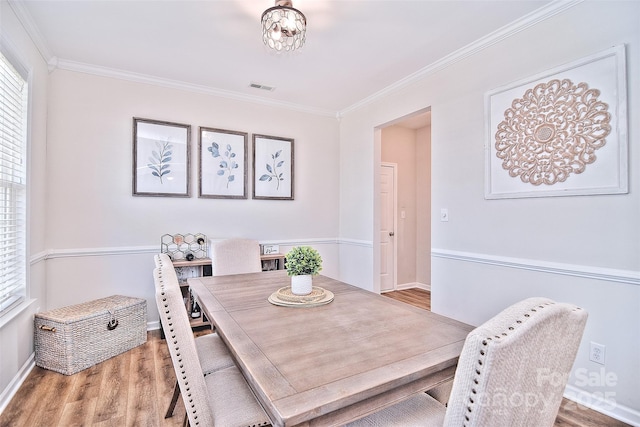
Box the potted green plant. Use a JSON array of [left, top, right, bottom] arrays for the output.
[[285, 246, 323, 295]]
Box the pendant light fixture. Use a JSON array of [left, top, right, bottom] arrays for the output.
[[261, 0, 306, 52]]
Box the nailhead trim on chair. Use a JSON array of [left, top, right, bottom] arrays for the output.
[[157, 270, 203, 426], [155, 262, 271, 427], [462, 301, 558, 426]]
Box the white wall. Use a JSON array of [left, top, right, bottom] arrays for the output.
[[339, 2, 640, 424], [43, 70, 341, 323], [0, 0, 49, 409]]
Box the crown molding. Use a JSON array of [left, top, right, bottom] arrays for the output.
[[338, 0, 584, 116], [50, 58, 337, 118], [8, 0, 335, 117], [9, 0, 582, 119], [7, 0, 53, 62]]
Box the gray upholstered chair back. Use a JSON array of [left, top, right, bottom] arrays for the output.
[[443, 297, 588, 427], [210, 238, 262, 276], [153, 267, 215, 426]]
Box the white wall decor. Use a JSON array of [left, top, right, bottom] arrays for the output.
[[485, 45, 627, 199]]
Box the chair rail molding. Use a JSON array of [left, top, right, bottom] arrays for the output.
[[45, 245, 158, 259], [432, 249, 640, 286], [42, 238, 375, 261]]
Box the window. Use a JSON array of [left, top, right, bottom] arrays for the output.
[[0, 50, 28, 317]]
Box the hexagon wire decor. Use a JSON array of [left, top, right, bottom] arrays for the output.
[[160, 233, 208, 260]]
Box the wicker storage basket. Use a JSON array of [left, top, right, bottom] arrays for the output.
[[34, 295, 147, 375]]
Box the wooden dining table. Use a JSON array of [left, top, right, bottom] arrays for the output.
[[188, 270, 473, 427]]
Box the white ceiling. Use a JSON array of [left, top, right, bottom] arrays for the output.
[[11, 0, 551, 117]]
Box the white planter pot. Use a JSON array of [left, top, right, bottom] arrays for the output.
[[291, 275, 313, 295]]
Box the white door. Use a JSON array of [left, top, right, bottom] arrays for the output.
[[380, 164, 396, 292]]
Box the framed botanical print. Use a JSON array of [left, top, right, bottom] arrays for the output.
[[199, 127, 248, 199], [252, 134, 294, 200], [132, 117, 191, 197]]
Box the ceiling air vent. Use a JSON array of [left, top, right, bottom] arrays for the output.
[[250, 82, 275, 92]]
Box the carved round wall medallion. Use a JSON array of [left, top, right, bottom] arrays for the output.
[[495, 79, 611, 186]]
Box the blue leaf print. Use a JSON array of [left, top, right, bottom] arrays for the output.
[[210, 140, 238, 189], [147, 140, 173, 184], [260, 149, 286, 190], [208, 142, 220, 158]]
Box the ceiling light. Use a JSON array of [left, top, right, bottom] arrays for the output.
[[261, 0, 306, 52]]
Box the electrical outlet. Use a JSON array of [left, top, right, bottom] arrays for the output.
[[590, 342, 606, 365]]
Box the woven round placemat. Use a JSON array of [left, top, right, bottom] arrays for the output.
[[268, 286, 334, 308]]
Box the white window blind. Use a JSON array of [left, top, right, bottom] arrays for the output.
[[0, 51, 28, 317]]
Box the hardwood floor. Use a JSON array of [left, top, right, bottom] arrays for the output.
[[382, 287, 431, 310], [0, 288, 630, 427], [0, 328, 185, 427]]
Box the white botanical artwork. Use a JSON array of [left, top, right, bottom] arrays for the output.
[[253, 134, 294, 200], [199, 128, 247, 199]]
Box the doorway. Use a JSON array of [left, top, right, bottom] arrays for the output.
[[380, 163, 397, 292], [377, 109, 431, 293]]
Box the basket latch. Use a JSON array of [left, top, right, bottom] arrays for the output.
[[107, 310, 119, 331]]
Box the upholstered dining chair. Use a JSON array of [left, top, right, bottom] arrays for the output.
[[154, 252, 173, 269], [154, 266, 271, 426], [210, 238, 263, 276], [153, 266, 236, 419], [347, 297, 588, 427]]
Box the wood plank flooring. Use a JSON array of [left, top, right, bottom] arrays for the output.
[[382, 287, 431, 310], [0, 288, 630, 427]]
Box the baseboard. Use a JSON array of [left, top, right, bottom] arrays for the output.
[[147, 320, 161, 331], [396, 282, 431, 291], [564, 384, 640, 426], [0, 353, 34, 415]]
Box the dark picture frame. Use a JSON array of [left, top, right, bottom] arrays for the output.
[[199, 127, 248, 199], [133, 117, 191, 197], [252, 134, 294, 200]]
